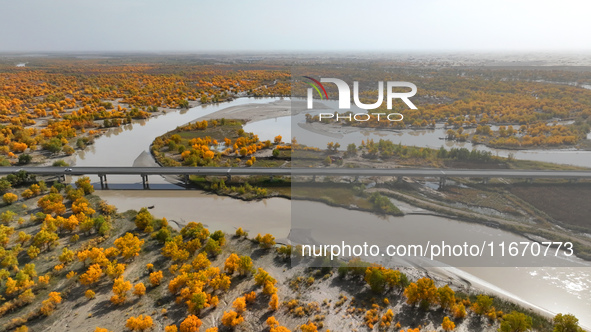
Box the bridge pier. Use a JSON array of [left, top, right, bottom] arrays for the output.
[[569, 178, 579, 183], [99, 174, 109, 189], [438, 177, 446, 190], [525, 178, 533, 184], [184, 174, 189, 186], [142, 174, 150, 189], [482, 177, 489, 185]]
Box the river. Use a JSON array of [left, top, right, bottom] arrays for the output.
[[69, 97, 591, 328]]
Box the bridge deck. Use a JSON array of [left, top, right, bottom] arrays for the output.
[[1, 166, 590, 179]]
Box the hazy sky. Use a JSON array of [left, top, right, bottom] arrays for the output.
[[2, 0, 591, 52]]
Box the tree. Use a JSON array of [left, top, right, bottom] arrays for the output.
[[149, 270, 163, 286], [135, 207, 154, 231], [233, 296, 247, 314], [75, 176, 95, 195], [1, 210, 16, 224], [235, 227, 248, 238], [40, 292, 62, 316], [32, 229, 59, 251], [203, 238, 221, 256], [254, 268, 276, 287], [111, 277, 132, 305], [210, 230, 226, 246], [17, 231, 31, 245], [442, 316, 455, 331], [165, 326, 178, 332], [37, 193, 66, 215], [125, 315, 153, 331], [210, 274, 231, 291], [2, 193, 17, 204], [0, 179, 11, 193], [42, 138, 63, 154], [437, 285, 456, 310], [381, 309, 394, 328], [0, 225, 15, 248], [269, 293, 279, 311], [79, 264, 103, 286], [191, 252, 211, 271], [553, 313, 584, 332], [267, 317, 291, 332], [133, 282, 146, 297], [85, 289, 96, 299], [365, 266, 387, 293], [452, 303, 467, 319], [221, 310, 243, 327], [237, 255, 254, 276], [300, 322, 318, 332], [27, 245, 40, 259], [179, 315, 202, 332], [114, 232, 144, 259], [499, 311, 532, 332], [18, 154, 32, 165], [255, 233, 275, 248], [224, 253, 240, 274], [403, 277, 438, 310], [58, 247, 75, 263], [346, 143, 357, 157], [472, 294, 494, 315]]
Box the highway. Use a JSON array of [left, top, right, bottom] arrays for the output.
[[1, 166, 591, 180]]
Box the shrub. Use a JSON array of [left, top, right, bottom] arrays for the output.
[[2, 193, 18, 204], [125, 315, 153, 331]]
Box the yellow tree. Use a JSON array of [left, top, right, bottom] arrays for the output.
[[2, 193, 18, 204], [40, 292, 62, 316], [300, 322, 318, 332], [125, 315, 153, 331], [269, 293, 279, 311], [179, 315, 202, 332], [221, 311, 244, 327], [224, 253, 240, 274], [403, 277, 438, 310], [111, 277, 132, 305], [79, 264, 103, 286], [437, 285, 456, 310], [232, 296, 247, 314], [150, 270, 163, 286], [442, 316, 456, 331], [133, 282, 146, 297], [114, 232, 144, 259]]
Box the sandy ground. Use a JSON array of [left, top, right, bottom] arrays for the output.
[[191, 99, 300, 123]]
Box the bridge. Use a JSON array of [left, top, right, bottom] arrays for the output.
[[2, 166, 590, 189]]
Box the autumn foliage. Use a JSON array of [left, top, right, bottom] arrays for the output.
[[125, 315, 153, 331], [179, 315, 202, 332]]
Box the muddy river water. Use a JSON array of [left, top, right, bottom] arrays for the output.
[[69, 98, 591, 328]]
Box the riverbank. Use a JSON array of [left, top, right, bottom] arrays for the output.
[[189, 98, 293, 123]]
